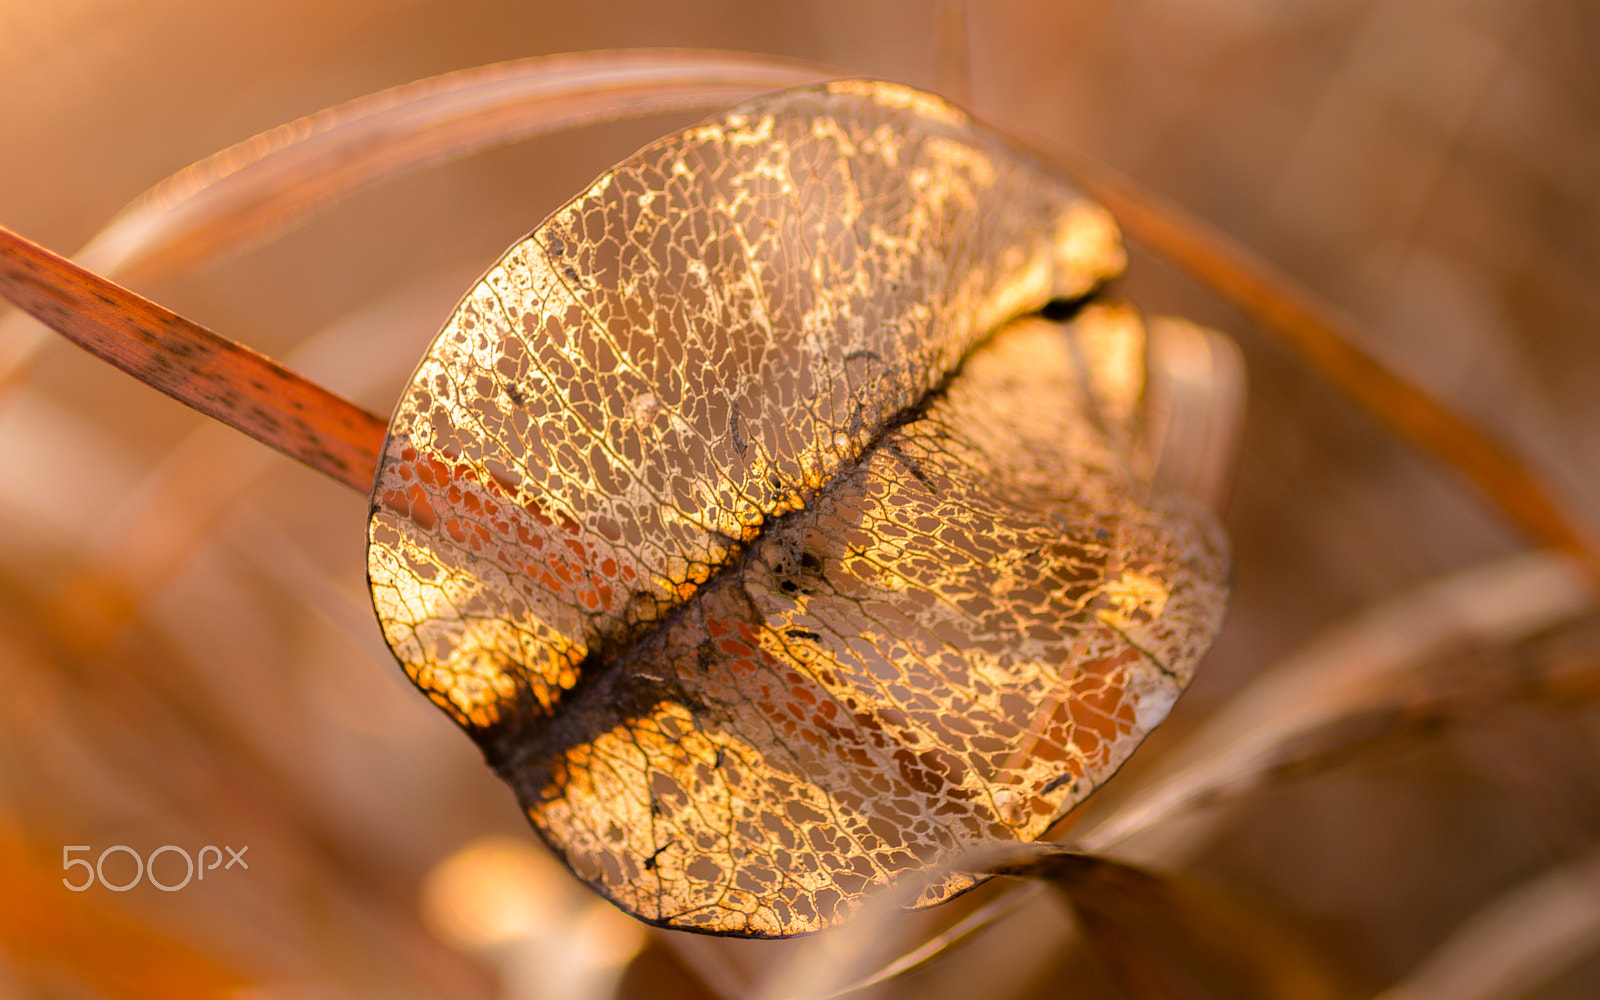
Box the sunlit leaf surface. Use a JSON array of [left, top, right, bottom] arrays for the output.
[[367, 80, 1229, 936]]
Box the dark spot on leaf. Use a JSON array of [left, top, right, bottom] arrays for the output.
[[1042, 772, 1075, 795]]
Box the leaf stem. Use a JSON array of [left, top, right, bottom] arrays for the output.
[[0, 224, 386, 493]]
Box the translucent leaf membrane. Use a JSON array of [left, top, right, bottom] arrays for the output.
[[367, 80, 1229, 936]]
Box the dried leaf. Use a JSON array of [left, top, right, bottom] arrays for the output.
[[367, 80, 1230, 936]]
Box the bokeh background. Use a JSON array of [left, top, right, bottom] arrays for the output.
[[1, 0, 1598, 997]]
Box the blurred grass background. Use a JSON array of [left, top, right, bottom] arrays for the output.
[[0, 0, 1598, 997]]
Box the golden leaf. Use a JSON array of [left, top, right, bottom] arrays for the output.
[[366, 80, 1229, 936]]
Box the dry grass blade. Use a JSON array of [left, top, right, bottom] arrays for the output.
[[974, 844, 1344, 1000], [1375, 846, 1600, 1000], [0, 50, 838, 388], [76, 49, 840, 284], [1036, 146, 1600, 579], [0, 224, 386, 492], [1199, 631, 1600, 812]]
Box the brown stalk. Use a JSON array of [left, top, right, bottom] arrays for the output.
[[0, 225, 386, 493]]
